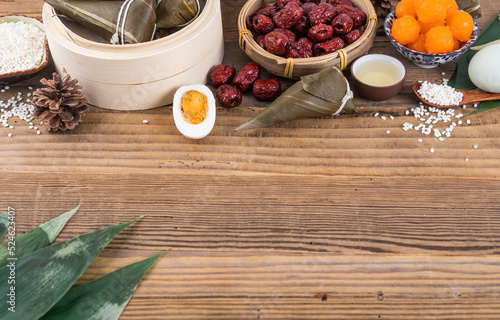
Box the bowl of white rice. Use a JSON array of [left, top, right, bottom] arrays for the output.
[[0, 15, 49, 84]]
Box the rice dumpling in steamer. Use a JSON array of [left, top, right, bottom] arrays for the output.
[[156, 0, 200, 29], [44, 0, 157, 44]]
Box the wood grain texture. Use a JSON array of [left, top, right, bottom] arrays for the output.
[[1, 0, 500, 319], [82, 250, 500, 320], [2, 172, 500, 255]]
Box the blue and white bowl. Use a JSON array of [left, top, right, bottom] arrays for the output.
[[384, 10, 479, 69]]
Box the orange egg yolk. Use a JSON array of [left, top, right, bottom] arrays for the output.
[[180, 90, 208, 125]]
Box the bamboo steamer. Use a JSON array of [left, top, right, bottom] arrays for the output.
[[41, 0, 224, 110], [238, 0, 377, 79]]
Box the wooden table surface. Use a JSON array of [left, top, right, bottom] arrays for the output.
[[1, 0, 500, 319]]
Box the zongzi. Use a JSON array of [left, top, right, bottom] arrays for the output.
[[456, 0, 482, 18], [156, 0, 200, 29], [235, 66, 356, 132], [45, 0, 157, 44]]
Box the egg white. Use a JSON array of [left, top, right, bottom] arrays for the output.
[[173, 84, 216, 139], [468, 43, 500, 93]]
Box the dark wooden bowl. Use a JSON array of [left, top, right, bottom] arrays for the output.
[[0, 15, 49, 84]]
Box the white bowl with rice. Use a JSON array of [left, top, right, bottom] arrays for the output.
[[0, 15, 49, 84]]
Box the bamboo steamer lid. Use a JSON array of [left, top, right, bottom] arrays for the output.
[[238, 0, 377, 79], [42, 0, 224, 110]]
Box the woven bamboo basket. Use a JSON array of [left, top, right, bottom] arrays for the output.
[[238, 0, 377, 79], [42, 0, 224, 110]]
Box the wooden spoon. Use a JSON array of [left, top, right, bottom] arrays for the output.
[[412, 82, 500, 108]]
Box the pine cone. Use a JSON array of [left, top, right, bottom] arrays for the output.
[[371, 0, 399, 33], [32, 72, 88, 132], [371, 0, 398, 17]]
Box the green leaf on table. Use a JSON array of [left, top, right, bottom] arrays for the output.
[[41, 252, 165, 320], [468, 100, 500, 116], [0, 205, 79, 268], [0, 217, 140, 320], [449, 14, 500, 90], [0, 212, 8, 240]]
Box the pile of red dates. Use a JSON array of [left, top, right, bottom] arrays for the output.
[[208, 62, 282, 108], [247, 0, 366, 58]]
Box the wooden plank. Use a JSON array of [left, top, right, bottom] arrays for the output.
[[1, 0, 499, 319], [77, 250, 500, 320], [1, 1, 499, 179], [0, 0, 44, 19], [1, 103, 499, 177], [2, 172, 499, 255]]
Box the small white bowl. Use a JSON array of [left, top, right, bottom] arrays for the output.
[[0, 15, 49, 84]]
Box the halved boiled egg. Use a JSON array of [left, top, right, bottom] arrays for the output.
[[173, 84, 216, 139]]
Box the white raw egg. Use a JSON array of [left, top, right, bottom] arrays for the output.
[[468, 43, 500, 93], [173, 84, 216, 139]]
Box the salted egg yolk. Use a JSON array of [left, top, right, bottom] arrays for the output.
[[180, 90, 208, 125]]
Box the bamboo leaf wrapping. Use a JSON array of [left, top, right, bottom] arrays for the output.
[[0, 205, 79, 268], [235, 66, 356, 132], [0, 217, 139, 320], [157, 0, 199, 29], [44, 0, 157, 44], [41, 252, 165, 320], [0, 212, 8, 240], [456, 0, 482, 18]]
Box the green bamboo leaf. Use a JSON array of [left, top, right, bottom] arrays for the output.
[[449, 14, 500, 90], [0, 205, 79, 268], [41, 252, 165, 320], [470, 39, 500, 50], [468, 100, 500, 116], [0, 212, 8, 240], [0, 217, 140, 320]]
